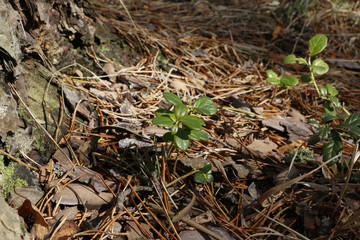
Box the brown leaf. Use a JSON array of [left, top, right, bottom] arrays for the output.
[[18, 199, 49, 239], [246, 138, 277, 158], [63, 87, 94, 119], [102, 62, 117, 82], [51, 221, 79, 240], [272, 25, 283, 39], [126, 221, 153, 240], [52, 183, 113, 209]]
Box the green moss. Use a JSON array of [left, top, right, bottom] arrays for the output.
[[32, 129, 46, 153], [283, 148, 315, 164], [0, 155, 28, 198]]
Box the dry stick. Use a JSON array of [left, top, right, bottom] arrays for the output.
[[166, 169, 199, 188], [0, 149, 37, 170], [285, 141, 306, 181], [259, 153, 342, 207]]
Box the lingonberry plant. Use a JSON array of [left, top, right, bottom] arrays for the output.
[[266, 34, 360, 166], [152, 92, 217, 151], [152, 92, 217, 183]]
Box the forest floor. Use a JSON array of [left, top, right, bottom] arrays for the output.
[[3, 0, 360, 239]]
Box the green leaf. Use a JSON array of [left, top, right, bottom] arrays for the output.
[[321, 113, 339, 123], [175, 104, 187, 119], [308, 118, 319, 126], [348, 127, 360, 137], [308, 134, 321, 145], [329, 95, 340, 108], [189, 130, 209, 141], [300, 75, 313, 83], [194, 163, 214, 184], [194, 96, 217, 115], [152, 116, 175, 126], [326, 84, 338, 96], [186, 96, 192, 105], [155, 109, 173, 117], [180, 115, 204, 130], [155, 109, 176, 122], [318, 127, 331, 139], [163, 92, 184, 106], [171, 125, 178, 135], [311, 59, 329, 75], [322, 134, 342, 166], [324, 101, 336, 115], [338, 114, 360, 137], [296, 57, 307, 64], [309, 34, 328, 56], [201, 162, 212, 173], [319, 86, 327, 96], [280, 76, 298, 86], [344, 113, 360, 125], [206, 174, 214, 183], [174, 128, 190, 151], [284, 54, 296, 64], [266, 70, 280, 85], [163, 132, 173, 142], [194, 172, 207, 184]]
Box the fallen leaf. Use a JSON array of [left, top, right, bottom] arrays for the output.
[[63, 87, 94, 119], [52, 147, 110, 193], [118, 138, 153, 149], [143, 126, 169, 137], [126, 221, 153, 240], [246, 138, 277, 158], [52, 183, 114, 210], [170, 78, 189, 93], [51, 221, 79, 240], [288, 108, 306, 122], [262, 117, 313, 142], [9, 186, 44, 208], [18, 199, 49, 239], [102, 62, 116, 82], [272, 25, 283, 39]]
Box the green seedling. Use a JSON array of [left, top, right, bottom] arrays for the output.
[[266, 34, 360, 166], [152, 92, 217, 151], [194, 162, 214, 184]]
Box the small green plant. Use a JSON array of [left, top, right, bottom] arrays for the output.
[[152, 92, 217, 184], [266, 34, 360, 165], [152, 92, 217, 151], [194, 162, 214, 184]]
